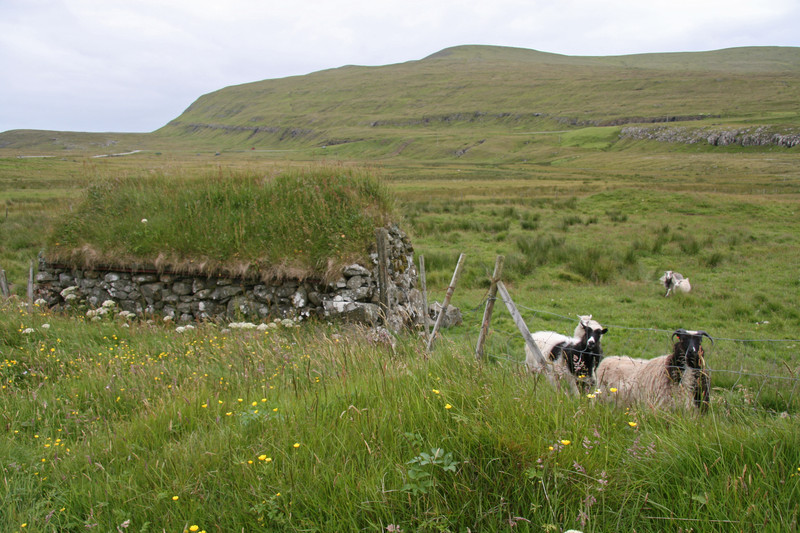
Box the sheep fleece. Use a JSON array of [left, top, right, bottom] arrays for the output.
[[596, 355, 700, 408]]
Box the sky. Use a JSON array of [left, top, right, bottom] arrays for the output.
[[1, 0, 798, 133]]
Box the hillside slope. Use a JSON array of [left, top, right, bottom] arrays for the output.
[[2, 45, 799, 154], [159, 45, 800, 146]]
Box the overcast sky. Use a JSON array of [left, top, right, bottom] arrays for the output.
[[1, 0, 798, 133]]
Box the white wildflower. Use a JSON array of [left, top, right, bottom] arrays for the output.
[[102, 300, 117, 309], [34, 298, 47, 307], [41, 323, 51, 329], [256, 323, 269, 331], [22, 328, 35, 334], [64, 294, 78, 302], [141, 218, 148, 224]]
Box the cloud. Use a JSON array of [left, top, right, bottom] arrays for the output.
[[0, 0, 798, 132]]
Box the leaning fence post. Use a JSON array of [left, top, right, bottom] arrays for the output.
[[426, 253, 466, 352], [496, 281, 562, 390], [475, 255, 504, 361], [375, 227, 390, 318], [418, 255, 430, 340], [0, 268, 10, 299], [27, 260, 35, 313]]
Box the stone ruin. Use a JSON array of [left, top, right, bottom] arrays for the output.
[[33, 224, 461, 332]]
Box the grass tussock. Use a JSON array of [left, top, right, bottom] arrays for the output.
[[46, 166, 395, 281]]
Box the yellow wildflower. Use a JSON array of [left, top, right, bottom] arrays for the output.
[[560, 440, 571, 446]]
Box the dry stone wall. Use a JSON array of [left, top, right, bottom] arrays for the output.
[[35, 224, 425, 331]]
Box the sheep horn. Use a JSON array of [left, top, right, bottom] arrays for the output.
[[672, 328, 687, 341], [698, 331, 714, 344]]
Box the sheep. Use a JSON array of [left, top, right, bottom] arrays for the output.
[[596, 328, 711, 411], [526, 315, 608, 392], [660, 270, 691, 297]]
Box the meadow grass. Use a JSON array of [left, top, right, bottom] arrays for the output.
[[2, 301, 798, 532]]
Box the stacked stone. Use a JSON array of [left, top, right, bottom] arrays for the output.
[[35, 224, 425, 331]]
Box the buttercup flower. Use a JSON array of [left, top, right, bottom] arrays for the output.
[[560, 440, 571, 446]]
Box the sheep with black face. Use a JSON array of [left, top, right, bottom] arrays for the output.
[[526, 315, 608, 393], [596, 328, 711, 411]]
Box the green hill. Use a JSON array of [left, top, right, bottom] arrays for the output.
[[2, 45, 799, 155]]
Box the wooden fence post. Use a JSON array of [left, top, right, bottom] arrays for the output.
[[496, 281, 563, 390], [0, 268, 10, 299], [475, 255, 504, 361], [27, 260, 35, 313], [375, 227, 389, 317], [426, 253, 466, 352], [418, 255, 430, 340]]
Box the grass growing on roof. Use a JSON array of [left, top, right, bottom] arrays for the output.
[[46, 166, 395, 280]]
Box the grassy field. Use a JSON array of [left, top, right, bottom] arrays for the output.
[[2, 140, 799, 531], [1, 45, 800, 531]]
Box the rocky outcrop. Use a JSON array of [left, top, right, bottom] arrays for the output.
[[35, 224, 426, 331], [619, 125, 800, 148]]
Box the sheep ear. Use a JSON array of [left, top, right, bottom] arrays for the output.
[[601, 328, 608, 335]]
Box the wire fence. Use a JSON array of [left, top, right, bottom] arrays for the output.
[[456, 293, 800, 416]]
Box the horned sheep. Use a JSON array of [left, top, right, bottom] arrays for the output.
[[596, 328, 711, 411], [526, 315, 608, 392]]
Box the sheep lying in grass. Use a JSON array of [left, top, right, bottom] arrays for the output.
[[660, 270, 691, 297], [526, 315, 608, 392], [596, 328, 712, 411]]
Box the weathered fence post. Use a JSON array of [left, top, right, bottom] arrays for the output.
[[375, 227, 390, 318], [27, 260, 35, 313], [496, 281, 562, 390], [418, 255, 430, 340], [0, 267, 10, 299], [475, 255, 504, 361], [426, 253, 466, 352]]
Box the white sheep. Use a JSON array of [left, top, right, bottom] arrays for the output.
[[660, 270, 691, 297], [596, 328, 711, 410], [526, 315, 608, 392]]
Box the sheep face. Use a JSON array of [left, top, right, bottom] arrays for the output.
[[671, 329, 712, 370], [671, 328, 712, 410], [567, 315, 608, 390]]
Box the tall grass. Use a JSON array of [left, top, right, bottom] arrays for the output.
[[2, 301, 798, 532], [47, 166, 395, 280]]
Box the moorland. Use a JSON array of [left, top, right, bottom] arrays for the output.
[[1, 45, 799, 532]]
